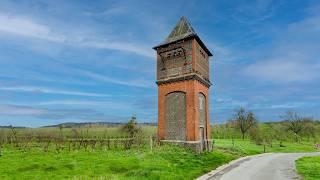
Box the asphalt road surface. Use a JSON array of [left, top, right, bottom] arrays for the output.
[[206, 152, 320, 180]]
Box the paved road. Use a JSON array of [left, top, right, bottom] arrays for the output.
[[203, 152, 320, 180]]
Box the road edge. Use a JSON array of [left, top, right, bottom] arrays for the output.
[[196, 153, 272, 180]]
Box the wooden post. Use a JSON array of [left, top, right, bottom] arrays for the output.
[[232, 138, 235, 149], [150, 136, 153, 152]]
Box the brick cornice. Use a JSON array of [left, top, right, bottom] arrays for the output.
[[156, 74, 212, 88]]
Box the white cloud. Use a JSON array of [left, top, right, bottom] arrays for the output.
[[288, 15, 320, 33], [0, 14, 65, 42], [38, 100, 105, 106], [207, 42, 236, 64], [244, 58, 320, 83], [270, 102, 305, 109], [37, 100, 130, 108], [231, 0, 279, 25], [0, 104, 45, 116], [35, 99, 133, 111], [0, 72, 98, 86], [0, 104, 107, 121], [79, 70, 154, 88], [0, 13, 153, 58], [0, 86, 110, 97], [83, 41, 153, 58], [212, 97, 248, 110], [243, 10, 320, 83], [84, 6, 127, 17]]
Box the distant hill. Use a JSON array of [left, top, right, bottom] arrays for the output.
[[0, 126, 27, 129], [42, 122, 157, 128]]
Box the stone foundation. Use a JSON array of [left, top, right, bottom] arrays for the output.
[[160, 139, 213, 153]]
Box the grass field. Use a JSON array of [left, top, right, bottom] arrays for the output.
[[214, 139, 318, 155], [0, 125, 319, 179], [0, 145, 238, 180], [296, 156, 320, 180], [0, 138, 318, 179]]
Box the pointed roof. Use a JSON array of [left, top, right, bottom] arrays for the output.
[[165, 16, 196, 43], [153, 17, 212, 56]]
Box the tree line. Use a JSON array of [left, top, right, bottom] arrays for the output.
[[212, 108, 320, 146]]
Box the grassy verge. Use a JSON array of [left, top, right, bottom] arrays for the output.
[[0, 145, 238, 180], [214, 139, 318, 155], [296, 156, 320, 180]]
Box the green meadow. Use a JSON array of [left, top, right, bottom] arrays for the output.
[[0, 121, 319, 179], [296, 156, 320, 180], [0, 144, 238, 180], [214, 139, 317, 155]]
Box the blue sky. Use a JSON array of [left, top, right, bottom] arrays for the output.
[[0, 0, 319, 127]]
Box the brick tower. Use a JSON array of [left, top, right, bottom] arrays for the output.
[[153, 17, 213, 152]]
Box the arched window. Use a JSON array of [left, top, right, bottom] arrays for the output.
[[198, 92, 207, 150], [165, 91, 186, 140], [198, 93, 206, 127]]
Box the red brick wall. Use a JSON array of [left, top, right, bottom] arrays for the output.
[[157, 80, 210, 141]]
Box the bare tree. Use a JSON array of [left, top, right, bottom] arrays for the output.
[[270, 123, 287, 147], [234, 107, 258, 140], [302, 121, 316, 141], [281, 111, 311, 142]]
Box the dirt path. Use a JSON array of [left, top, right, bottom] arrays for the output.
[[198, 152, 320, 180]]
